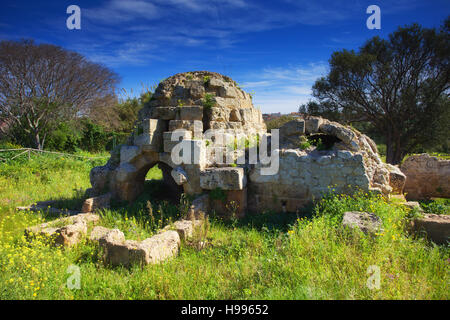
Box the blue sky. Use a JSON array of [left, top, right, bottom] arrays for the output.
[[1, 0, 448, 113]]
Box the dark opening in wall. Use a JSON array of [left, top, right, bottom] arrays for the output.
[[140, 162, 183, 204], [308, 133, 341, 150]]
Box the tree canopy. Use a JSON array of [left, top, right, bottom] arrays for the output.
[[302, 19, 450, 164], [0, 39, 119, 149]]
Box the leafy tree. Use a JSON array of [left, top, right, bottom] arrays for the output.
[[89, 91, 153, 133], [0, 39, 119, 149], [307, 19, 449, 164]]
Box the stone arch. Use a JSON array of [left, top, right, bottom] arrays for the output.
[[112, 150, 183, 202]]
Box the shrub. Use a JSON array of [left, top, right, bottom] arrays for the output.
[[202, 93, 215, 109]]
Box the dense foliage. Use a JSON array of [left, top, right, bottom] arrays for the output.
[[300, 19, 450, 164]]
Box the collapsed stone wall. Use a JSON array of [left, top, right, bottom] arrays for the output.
[[248, 117, 403, 213], [400, 154, 450, 200], [88, 71, 403, 217]]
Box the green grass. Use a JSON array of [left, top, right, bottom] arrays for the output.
[[0, 154, 448, 300], [419, 198, 450, 215]]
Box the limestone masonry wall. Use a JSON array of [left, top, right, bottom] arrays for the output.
[[401, 154, 450, 200]]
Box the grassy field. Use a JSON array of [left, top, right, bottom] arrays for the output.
[[0, 152, 448, 300]]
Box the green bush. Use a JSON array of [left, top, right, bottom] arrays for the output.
[[45, 122, 81, 153]]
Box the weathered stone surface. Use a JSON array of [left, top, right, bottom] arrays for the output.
[[401, 154, 450, 200], [120, 146, 139, 164], [168, 120, 203, 134], [205, 107, 229, 122], [82, 193, 111, 213], [190, 194, 209, 219], [134, 133, 163, 149], [178, 106, 203, 121], [56, 221, 88, 246], [140, 118, 167, 134], [200, 167, 246, 190], [210, 188, 247, 219], [166, 219, 203, 240], [139, 231, 180, 265], [72, 213, 101, 224], [25, 213, 100, 247], [89, 226, 111, 242], [98, 229, 125, 247], [280, 119, 305, 137], [411, 214, 450, 244], [385, 164, 406, 194], [99, 228, 180, 266], [90, 164, 113, 195], [171, 167, 188, 185], [150, 107, 178, 120], [305, 116, 323, 134], [342, 211, 383, 235]]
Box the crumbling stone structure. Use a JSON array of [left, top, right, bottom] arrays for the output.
[[88, 71, 403, 217], [401, 154, 450, 200], [248, 117, 403, 212]]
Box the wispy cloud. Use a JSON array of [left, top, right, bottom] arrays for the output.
[[240, 62, 328, 113], [77, 0, 371, 67], [84, 0, 160, 23]]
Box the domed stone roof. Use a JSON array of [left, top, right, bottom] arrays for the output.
[[138, 71, 266, 134]]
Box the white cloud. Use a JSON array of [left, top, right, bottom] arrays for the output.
[[240, 62, 328, 114], [78, 0, 372, 67], [84, 0, 160, 23]]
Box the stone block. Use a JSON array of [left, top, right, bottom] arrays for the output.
[[178, 106, 203, 121], [82, 193, 112, 213], [25, 213, 101, 247], [150, 107, 178, 120], [342, 211, 383, 235], [89, 226, 111, 242], [168, 120, 203, 134], [411, 214, 450, 245], [140, 118, 167, 134], [166, 219, 203, 241], [134, 133, 163, 149], [205, 107, 230, 122], [138, 231, 180, 265], [200, 167, 246, 190], [120, 146, 140, 164], [210, 188, 247, 219], [189, 194, 209, 219], [280, 119, 305, 137], [171, 167, 188, 185], [305, 116, 323, 134]]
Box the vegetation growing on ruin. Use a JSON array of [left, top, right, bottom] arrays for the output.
[[202, 93, 215, 109]]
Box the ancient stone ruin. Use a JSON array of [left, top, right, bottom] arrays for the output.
[[400, 154, 450, 200], [88, 71, 404, 218]]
